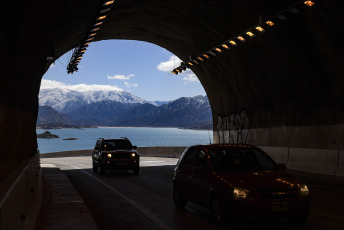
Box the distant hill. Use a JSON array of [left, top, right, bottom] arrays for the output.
[[37, 88, 213, 129]]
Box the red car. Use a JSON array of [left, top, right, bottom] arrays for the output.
[[173, 144, 311, 225]]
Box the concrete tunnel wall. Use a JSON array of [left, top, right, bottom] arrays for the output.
[[0, 0, 343, 228], [0, 0, 343, 162]]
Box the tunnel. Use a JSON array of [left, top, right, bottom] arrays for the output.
[[0, 0, 343, 229]]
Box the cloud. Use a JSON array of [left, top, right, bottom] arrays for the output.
[[124, 82, 138, 88], [157, 55, 182, 73], [40, 79, 123, 92], [183, 73, 200, 83], [157, 55, 200, 83], [107, 74, 134, 80]]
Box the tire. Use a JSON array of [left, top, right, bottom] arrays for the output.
[[211, 196, 225, 226], [98, 162, 105, 175], [92, 161, 97, 172], [173, 186, 187, 209], [133, 166, 139, 175]]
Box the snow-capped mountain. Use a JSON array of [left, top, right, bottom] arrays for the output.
[[39, 88, 150, 113]]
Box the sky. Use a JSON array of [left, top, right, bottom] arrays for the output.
[[42, 40, 206, 101]]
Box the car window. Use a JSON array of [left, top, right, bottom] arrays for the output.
[[194, 150, 207, 167], [102, 140, 133, 150], [210, 148, 277, 172], [180, 148, 198, 167]]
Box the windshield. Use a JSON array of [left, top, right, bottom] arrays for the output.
[[209, 148, 278, 172], [102, 140, 133, 150]]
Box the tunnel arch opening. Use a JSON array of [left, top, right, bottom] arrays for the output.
[[38, 39, 214, 153]]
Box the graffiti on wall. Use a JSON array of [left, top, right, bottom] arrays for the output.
[[216, 110, 250, 144]]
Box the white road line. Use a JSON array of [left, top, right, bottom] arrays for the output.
[[49, 161, 172, 230]]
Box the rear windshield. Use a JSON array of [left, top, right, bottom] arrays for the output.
[[102, 140, 133, 150], [209, 148, 278, 172]]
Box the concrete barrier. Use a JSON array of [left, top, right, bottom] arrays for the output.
[[288, 148, 339, 175], [40, 149, 93, 158], [0, 154, 42, 230], [335, 150, 344, 177]]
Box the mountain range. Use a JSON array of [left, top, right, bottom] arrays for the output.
[[38, 88, 213, 129]]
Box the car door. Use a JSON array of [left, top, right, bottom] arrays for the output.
[[175, 147, 199, 201], [188, 149, 212, 206]]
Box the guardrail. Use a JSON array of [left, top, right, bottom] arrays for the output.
[[0, 154, 42, 230]]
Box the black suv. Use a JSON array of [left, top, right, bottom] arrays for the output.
[[92, 137, 140, 174]]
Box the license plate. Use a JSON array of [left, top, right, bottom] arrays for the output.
[[271, 202, 289, 212]]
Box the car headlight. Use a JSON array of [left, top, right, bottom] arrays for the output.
[[299, 184, 310, 197], [131, 153, 136, 158], [107, 153, 112, 158], [233, 187, 251, 199]]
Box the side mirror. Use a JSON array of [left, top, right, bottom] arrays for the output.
[[133, 146, 137, 150], [278, 163, 287, 171]]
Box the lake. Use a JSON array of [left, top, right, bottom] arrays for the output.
[[37, 127, 213, 154]]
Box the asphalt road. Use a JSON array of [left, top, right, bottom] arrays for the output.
[[41, 157, 344, 230]]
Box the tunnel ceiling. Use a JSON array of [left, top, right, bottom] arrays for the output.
[[1, 0, 343, 129]]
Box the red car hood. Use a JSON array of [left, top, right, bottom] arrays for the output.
[[215, 170, 303, 191]]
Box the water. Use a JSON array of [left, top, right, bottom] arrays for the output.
[[37, 127, 213, 154]]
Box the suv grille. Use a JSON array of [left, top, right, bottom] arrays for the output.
[[112, 152, 132, 159]]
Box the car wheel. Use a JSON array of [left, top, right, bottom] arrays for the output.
[[289, 215, 308, 225], [133, 166, 139, 175], [92, 161, 97, 172], [98, 163, 105, 175], [173, 186, 187, 209], [211, 196, 225, 225]]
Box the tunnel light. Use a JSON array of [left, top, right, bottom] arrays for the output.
[[197, 56, 205, 62], [214, 47, 223, 53], [304, 1, 315, 6], [94, 21, 104, 27], [191, 59, 199, 65], [266, 21, 274, 26], [202, 54, 210, 59], [187, 61, 194, 66], [229, 40, 237, 46], [180, 65, 187, 71], [246, 31, 255, 37], [88, 33, 97, 37], [237, 36, 246, 42], [97, 15, 107, 21], [91, 27, 100, 32], [255, 26, 265, 32], [172, 70, 178, 75], [221, 43, 230, 49], [86, 37, 94, 42], [103, 0, 115, 6]]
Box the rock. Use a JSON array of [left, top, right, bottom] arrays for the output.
[[37, 131, 59, 138]]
